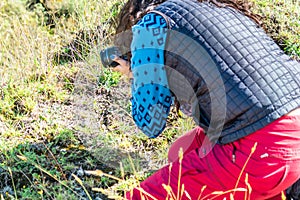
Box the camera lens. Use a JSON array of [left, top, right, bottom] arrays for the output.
[[100, 46, 122, 68]]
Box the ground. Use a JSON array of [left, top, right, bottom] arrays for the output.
[[0, 0, 299, 199]]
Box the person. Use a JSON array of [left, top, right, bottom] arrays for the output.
[[110, 0, 300, 199]]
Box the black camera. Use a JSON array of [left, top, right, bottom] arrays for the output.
[[100, 46, 127, 68]]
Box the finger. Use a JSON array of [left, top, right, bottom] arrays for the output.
[[113, 66, 133, 78], [111, 55, 130, 68], [111, 65, 123, 73]]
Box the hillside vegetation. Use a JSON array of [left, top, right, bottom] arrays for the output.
[[0, 0, 299, 199]]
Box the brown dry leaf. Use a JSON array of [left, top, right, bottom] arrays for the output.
[[85, 169, 104, 177], [16, 155, 27, 161], [62, 144, 86, 151], [92, 188, 105, 193]]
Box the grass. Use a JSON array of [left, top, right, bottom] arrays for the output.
[[0, 0, 299, 199], [249, 0, 300, 58]]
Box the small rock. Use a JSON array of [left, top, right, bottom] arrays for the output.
[[76, 167, 85, 177], [0, 167, 4, 174], [2, 186, 13, 196]]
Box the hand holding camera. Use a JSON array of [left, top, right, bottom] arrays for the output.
[[100, 46, 132, 78], [100, 46, 127, 68]]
